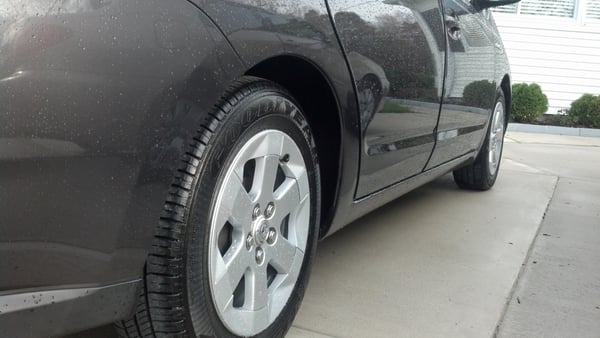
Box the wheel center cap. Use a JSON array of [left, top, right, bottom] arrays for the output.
[[254, 220, 269, 245]]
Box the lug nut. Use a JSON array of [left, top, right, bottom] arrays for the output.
[[252, 204, 261, 220], [267, 228, 277, 244], [265, 202, 275, 218], [255, 247, 264, 264], [246, 234, 253, 250]]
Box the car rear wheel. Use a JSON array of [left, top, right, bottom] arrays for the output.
[[116, 77, 321, 338], [453, 91, 506, 190]]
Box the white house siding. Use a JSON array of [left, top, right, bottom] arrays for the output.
[[493, 13, 600, 114]]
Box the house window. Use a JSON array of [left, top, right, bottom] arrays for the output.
[[492, 0, 576, 17], [493, 0, 600, 22], [492, 3, 518, 13], [521, 0, 576, 17]]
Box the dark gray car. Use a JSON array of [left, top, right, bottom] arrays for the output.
[[0, 0, 518, 337]]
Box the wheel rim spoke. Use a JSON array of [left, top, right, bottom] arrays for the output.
[[248, 306, 270, 333], [213, 247, 249, 311], [239, 131, 284, 168], [269, 236, 300, 274], [290, 194, 310, 251], [272, 179, 301, 227], [246, 265, 268, 310], [215, 173, 253, 233], [281, 136, 310, 197], [252, 155, 280, 204]]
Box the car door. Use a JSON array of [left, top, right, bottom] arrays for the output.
[[426, 0, 497, 168], [327, 0, 446, 198]]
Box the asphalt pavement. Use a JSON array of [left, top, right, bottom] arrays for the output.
[[65, 131, 600, 338]]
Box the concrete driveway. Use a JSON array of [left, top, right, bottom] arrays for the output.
[[289, 131, 600, 338], [67, 131, 600, 338]]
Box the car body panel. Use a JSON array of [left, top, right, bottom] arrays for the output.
[[328, 0, 446, 197], [0, 280, 139, 338], [0, 0, 245, 292], [426, 0, 499, 169]]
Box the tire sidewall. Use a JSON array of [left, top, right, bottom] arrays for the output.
[[184, 88, 320, 338]]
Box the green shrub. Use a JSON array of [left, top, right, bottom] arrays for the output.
[[511, 83, 548, 123], [547, 113, 576, 127], [463, 80, 496, 108], [569, 94, 600, 129]]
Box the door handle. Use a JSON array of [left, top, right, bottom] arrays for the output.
[[445, 14, 461, 41]]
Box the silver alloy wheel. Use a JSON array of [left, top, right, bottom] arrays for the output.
[[488, 100, 505, 176], [209, 129, 310, 336]]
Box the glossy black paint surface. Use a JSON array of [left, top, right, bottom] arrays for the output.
[[0, 0, 245, 291], [426, 0, 501, 168], [328, 0, 446, 196], [0, 0, 512, 335]]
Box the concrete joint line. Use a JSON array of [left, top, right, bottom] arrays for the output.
[[492, 175, 560, 338]]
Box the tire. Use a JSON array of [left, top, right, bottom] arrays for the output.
[[117, 76, 321, 337], [453, 91, 506, 190]]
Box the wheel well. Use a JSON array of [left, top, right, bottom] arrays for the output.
[[500, 75, 511, 126], [246, 56, 342, 238]]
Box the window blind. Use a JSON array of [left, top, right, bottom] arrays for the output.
[[519, 0, 576, 17], [492, 3, 519, 13], [586, 0, 600, 20]]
